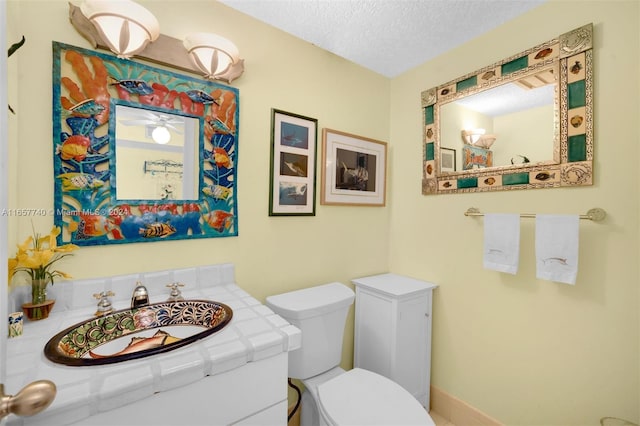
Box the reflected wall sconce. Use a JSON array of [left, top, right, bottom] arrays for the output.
[[461, 129, 497, 149], [69, 1, 245, 83]]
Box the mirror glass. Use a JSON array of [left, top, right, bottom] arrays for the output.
[[53, 42, 239, 246], [421, 24, 593, 195], [114, 104, 200, 200], [439, 70, 556, 169]]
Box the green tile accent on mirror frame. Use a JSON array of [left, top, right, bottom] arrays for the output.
[[568, 134, 587, 162], [426, 142, 435, 161], [457, 177, 478, 188], [456, 76, 477, 92], [502, 56, 529, 75], [502, 173, 530, 186], [425, 105, 434, 125], [568, 80, 586, 109]]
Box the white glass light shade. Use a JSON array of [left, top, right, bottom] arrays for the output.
[[461, 128, 485, 145], [461, 129, 496, 149], [152, 126, 171, 145], [81, 0, 160, 59], [183, 32, 240, 79]]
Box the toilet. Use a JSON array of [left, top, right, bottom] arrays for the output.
[[266, 282, 435, 426]]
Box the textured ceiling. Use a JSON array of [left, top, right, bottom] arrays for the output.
[[219, 0, 545, 78]]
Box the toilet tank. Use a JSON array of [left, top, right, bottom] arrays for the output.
[[266, 282, 354, 380]]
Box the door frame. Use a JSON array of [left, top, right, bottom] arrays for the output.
[[1, 0, 10, 389]]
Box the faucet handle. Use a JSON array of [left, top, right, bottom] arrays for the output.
[[166, 282, 185, 302], [93, 291, 115, 317], [93, 291, 115, 300]]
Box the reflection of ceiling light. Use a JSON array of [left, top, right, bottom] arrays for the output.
[[80, 0, 160, 59], [183, 32, 241, 80], [152, 126, 171, 144]]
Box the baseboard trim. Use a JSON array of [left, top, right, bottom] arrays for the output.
[[430, 385, 503, 426]]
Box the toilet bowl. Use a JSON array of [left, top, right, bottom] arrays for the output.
[[307, 367, 435, 426], [266, 282, 435, 426]]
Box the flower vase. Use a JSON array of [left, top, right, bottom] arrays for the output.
[[22, 278, 55, 321]]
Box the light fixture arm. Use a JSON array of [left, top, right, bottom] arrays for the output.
[[68, 3, 244, 83]]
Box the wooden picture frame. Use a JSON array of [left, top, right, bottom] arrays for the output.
[[321, 128, 387, 206], [269, 109, 318, 216]]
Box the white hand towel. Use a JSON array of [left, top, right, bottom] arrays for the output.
[[535, 214, 579, 285], [483, 213, 520, 274]]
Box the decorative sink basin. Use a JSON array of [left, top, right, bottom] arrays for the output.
[[44, 300, 232, 366]]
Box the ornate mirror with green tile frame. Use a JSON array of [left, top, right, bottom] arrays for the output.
[[421, 23, 593, 195]]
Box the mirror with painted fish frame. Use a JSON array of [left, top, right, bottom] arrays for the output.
[[53, 42, 239, 245], [421, 23, 593, 195]]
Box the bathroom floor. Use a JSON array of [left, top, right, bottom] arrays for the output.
[[430, 410, 456, 426]]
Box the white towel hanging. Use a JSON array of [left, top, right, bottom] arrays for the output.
[[483, 213, 520, 274], [535, 214, 580, 285]]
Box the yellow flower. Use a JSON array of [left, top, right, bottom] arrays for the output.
[[8, 225, 78, 286], [7, 257, 17, 285], [55, 244, 79, 253], [54, 270, 73, 279], [17, 236, 33, 255]]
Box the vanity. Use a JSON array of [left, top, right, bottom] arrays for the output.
[[5, 263, 301, 425]]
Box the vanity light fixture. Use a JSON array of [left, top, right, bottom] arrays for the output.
[[151, 125, 171, 145], [79, 0, 160, 59], [183, 33, 243, 81], [73, 1, 245, 83]]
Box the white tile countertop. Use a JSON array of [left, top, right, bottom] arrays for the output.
[[5, 264, 301, 426]]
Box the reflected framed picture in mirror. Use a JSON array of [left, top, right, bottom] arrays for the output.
[[440, 147, 456, 172], [269, 109, 318, 216], [52, 42, 239, 245], [321, 129, 387, 206]]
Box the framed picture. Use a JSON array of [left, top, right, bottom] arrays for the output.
[[440, 147, 456, 172], [269, 109, 318, 216], [462, 145, 493, 170], [321, 128, 387, 206]]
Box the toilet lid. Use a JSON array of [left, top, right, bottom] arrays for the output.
[[317, 368, 435, 426]]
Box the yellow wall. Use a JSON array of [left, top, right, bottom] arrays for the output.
[[7, 0, 391, 372], [6, 0, 639, 425], [390, 1, 639, 424]]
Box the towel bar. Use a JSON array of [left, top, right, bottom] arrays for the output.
[[464, 207, 606, 222]]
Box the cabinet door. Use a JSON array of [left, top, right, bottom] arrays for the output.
[[354, 289, 393, 376], [394, 295, 428, 403]]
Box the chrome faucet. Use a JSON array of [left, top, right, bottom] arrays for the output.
[[131, 282, 150, 308]]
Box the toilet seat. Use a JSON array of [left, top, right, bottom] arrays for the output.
[[317, 368, 435, 426]]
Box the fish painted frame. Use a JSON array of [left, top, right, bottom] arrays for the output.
[[52, 42, 239, 245], [321, 129, 387, 206], [269, 109, 318, 216]]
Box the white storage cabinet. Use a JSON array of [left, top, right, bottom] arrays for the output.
[[352, 273, 437, 409]]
